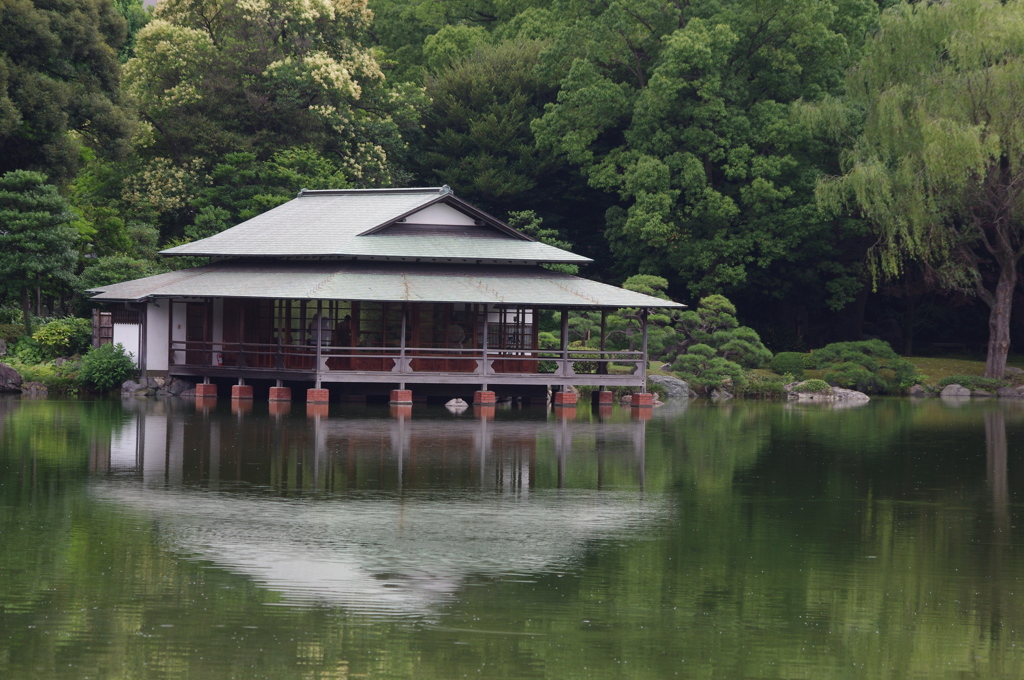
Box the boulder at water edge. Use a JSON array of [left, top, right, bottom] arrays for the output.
[[0, 362, 22, 392], [786, 380, 869, 403], [21, 381, 47, 397], [647, 375, 692, 400], [940, 384, 971, 398]]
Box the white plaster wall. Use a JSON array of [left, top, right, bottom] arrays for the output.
[[171, 302, 186, 365], [112, 323, 141, 365], [146, 301, 170, 372], [404, 203, 477, 225]]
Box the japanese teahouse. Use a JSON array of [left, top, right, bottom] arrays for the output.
[[89, 186, 683, 406]]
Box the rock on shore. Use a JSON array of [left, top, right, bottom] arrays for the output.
[[0, 362, 22, 393], [784, 380, 869, 403], [647, 375, 697, 399]]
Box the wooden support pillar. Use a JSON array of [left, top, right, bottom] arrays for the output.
[[481, 305, 489, 390], [315, 299, 323, 388], [399, 303, 407, 389], [560, 307, 569, 392], [640, 308, 649, 392], [599, 308, 607, 391]]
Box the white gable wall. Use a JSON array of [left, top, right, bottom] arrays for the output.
[[403, 203, 478, 226]]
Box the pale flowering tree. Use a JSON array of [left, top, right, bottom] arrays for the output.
[[123, 0, 418, 185]]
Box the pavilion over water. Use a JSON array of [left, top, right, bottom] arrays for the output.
[[89, 186, 682, 403]]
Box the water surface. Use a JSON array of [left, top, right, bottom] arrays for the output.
[[1, 395, 1023, 678]]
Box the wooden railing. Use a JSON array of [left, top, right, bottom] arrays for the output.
[[169, 341, 643, 378]]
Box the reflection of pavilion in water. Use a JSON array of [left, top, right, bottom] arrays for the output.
[[92, 401, 648, 492], [88, 402, 658, 615]]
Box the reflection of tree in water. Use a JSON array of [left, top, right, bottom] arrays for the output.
[[651, 402, 769, 495], [0, 398, 131, 500]]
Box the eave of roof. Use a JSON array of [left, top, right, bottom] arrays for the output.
[[89, 261, 685, 309]]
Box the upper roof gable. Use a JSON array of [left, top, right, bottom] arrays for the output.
[[159, 186, 588, 263]]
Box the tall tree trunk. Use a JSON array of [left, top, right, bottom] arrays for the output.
[[985, 266, 1016, 379], [21, 287, 32, 336]]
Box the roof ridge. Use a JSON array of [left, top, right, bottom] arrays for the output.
[[298, 186, 450, 197]]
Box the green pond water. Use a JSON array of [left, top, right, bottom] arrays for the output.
[[1, 395, 1023, 679]]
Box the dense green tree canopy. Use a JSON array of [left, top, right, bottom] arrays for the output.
[[532, 0, 878, 306], [417, 37, 565, 218], [124, 0, 419, 182], [0, 170, 77, 334], [0, 0, 133, 182]]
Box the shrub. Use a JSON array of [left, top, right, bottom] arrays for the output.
[[80, 343, 137, 390], [770, 352, 805, 380], [671, 343, 747, 393], [734, 374, 787, 399], [794, 379, 832, 393], [0, 323, 25, 344], [33, 317, 93, 359], [11, 336, 45, 364], [12, 358, 84, 393], [936, 375, 1009, 391], [805, 339, 920, 394]]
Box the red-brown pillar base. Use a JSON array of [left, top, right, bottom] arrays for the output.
[[306, 388, 329, 404], [390, 389, 413, 404], [306, 403, 329, 418], [553, 391, 578, 406], [196, 383, 217, 398], [269, 400, 292, 417], [473, 390, 496, 405], [269, 386, 292, 402], [592, 390, 614, 405], [231, 384, 253, 400], [630, 392, 654, 407]]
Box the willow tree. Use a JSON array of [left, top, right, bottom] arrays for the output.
[[818, 0, 1024, 378]]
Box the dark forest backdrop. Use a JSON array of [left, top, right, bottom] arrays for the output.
[[3, 0, 1024, 376]]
